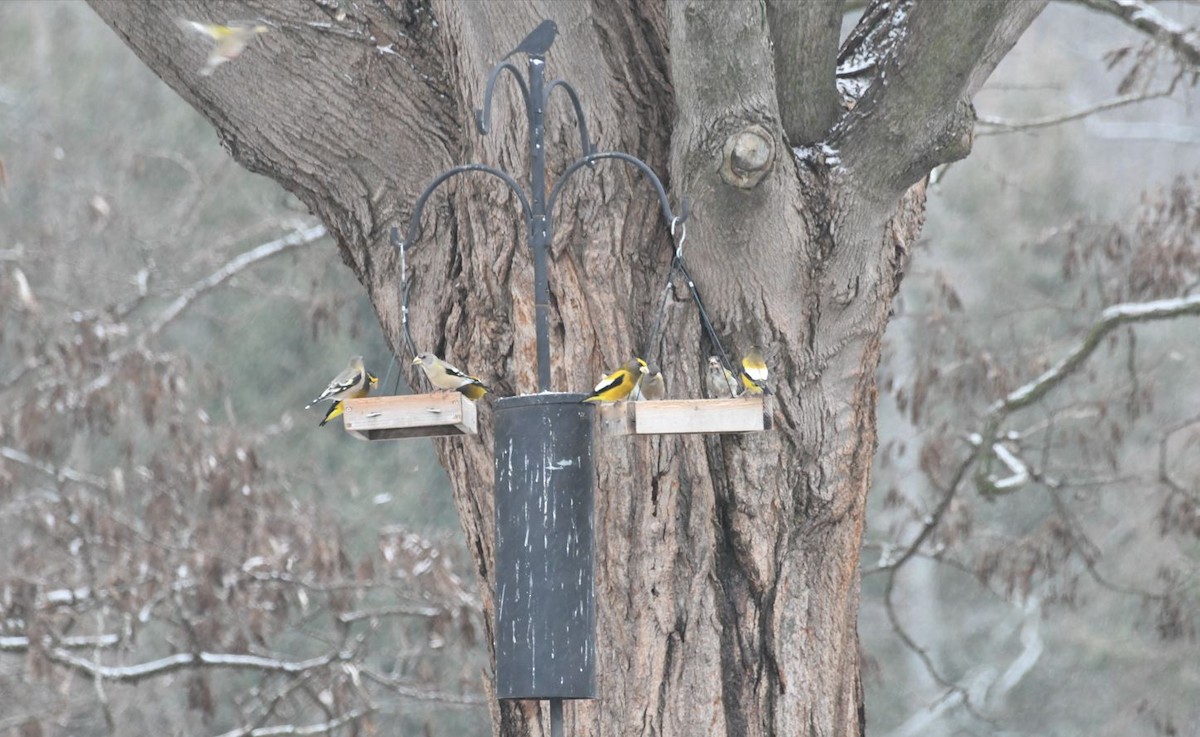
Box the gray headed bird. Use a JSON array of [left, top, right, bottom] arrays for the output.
[[635, 363, 666, 401], [412, 353, 489, 400], [706, 356, 741, 398]]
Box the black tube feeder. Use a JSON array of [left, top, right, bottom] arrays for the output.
[[386, 19, 692, 735], [493, 393, 596, 699]]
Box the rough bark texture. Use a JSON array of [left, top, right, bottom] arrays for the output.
[[86, 0, 1047, 735]]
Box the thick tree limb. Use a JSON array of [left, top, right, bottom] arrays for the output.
[[765, 0, 844, 144], [834, 0, 1048, 196], [1068, 0, 1200, 67]]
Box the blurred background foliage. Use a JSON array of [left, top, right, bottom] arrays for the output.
[[0, 1, 1198, 736]]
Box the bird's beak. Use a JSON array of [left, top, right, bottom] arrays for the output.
[[368, 374, 379, 385], [411, 357, 421, 365]]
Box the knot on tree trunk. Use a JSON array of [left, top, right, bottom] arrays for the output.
[[721, 124, 775, 189]]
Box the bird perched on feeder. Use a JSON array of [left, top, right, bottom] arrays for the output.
[[306, 355, 378, 426], [635, 363, 666, 401], [501, 19, 557, 60], [706, 356, 741, 398], [583, 358, 647, 403], [177, 19, 269, 76], [412, 353, 490, 400], [740, 348, 769, 395], [319, 375, 377, 426]]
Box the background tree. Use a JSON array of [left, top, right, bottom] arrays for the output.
[[3, 0, 1199, 735]]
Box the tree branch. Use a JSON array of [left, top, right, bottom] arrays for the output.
[[991, 294, 1200, 415], [213, 707, 374, 737], [0, 633, 120, 651], [74, 224, 325, 404], [45, 646, 349, 684], [0, 445, 109, 490], [976, 85, 1177, 136], [766, 0, 844, 144], [1067, 0, 1200, 68], [834, 0, 1048, 196]]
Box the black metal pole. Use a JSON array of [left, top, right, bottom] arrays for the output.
[[527, 54, 552, 392], [550, 698, 564, 737]]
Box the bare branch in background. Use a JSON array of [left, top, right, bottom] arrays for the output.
[[0, 445, 109, 490], [1068, 0, 1200, 68], [976, 86, 1177, 135], [75, 223, 326, 403], [45, 646, 352, 684]]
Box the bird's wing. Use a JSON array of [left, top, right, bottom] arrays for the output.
[[591, 369, 629, 395], [307, 366, 364, 406]]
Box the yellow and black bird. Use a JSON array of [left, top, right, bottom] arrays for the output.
[[583, 358, 647, 403], [319, 373, 377, 426], [740, 348, 769, 395], [706, 356, 741, 398], [307, 355, 377, 427], [412, 353, 490, 400], [635, 363, 666, 401], [178, 19, 269, 76]]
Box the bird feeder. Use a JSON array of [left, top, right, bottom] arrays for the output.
[[493, 393, 596, 699], [374, 18, 770, 737], [340, 393, 477, 440], [596, 395, 771, 436]]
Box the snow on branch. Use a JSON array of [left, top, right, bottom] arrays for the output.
[[213, 707, 373, 737], [973, 293, 1200, 495], [992, 294, 1200, 414], [46, 645, 348, 684], [1069, 0, 1200, 68], [0, 633, 120, 651]]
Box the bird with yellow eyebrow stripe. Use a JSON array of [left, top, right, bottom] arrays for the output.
[[307, 355, 377, 426], [583, 358, 647, 403], [412, 353, 490, 400], [740, 348, 769, 395], [177, 19, 269, 76], [319, 372, 378, 426]]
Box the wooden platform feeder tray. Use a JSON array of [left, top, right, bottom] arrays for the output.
[[597, 396, 770, 436], [341, 393, 477, 440]]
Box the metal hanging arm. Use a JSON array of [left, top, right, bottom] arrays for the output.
[[545, 151, 688, 235], [476, 62, 531, 136], [394, 166, 532, 362], [544, 79, 595, 158], [400, 164, 532, 248]]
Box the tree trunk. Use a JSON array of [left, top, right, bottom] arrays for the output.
[[86, 0, 1047, 734]]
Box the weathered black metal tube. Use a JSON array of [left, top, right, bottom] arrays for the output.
[[493, 393, 596, 699]]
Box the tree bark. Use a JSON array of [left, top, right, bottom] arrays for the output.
[[86, 0, 1047, 735]]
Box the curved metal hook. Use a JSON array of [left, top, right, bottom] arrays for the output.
[[401, 164, 532, 248], [545, 151, 687, 234], [544, 79, 595, 158], [396, 165, 532, 361], [476, 62, 530, 136]]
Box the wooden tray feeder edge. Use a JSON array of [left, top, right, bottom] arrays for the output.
[[341, 393, 477, 441]]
